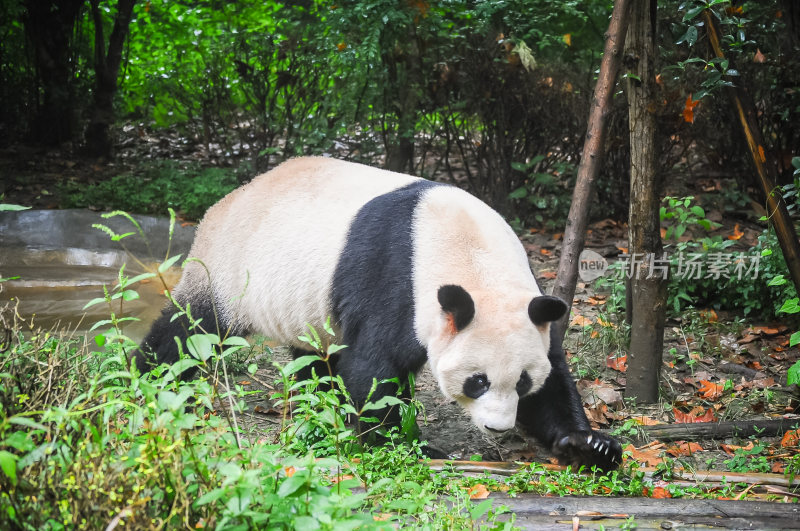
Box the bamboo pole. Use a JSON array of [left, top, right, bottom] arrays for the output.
[[703, 9, 800, 294]]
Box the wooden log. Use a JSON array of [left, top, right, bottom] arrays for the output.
[[639, 417, 800, 442]]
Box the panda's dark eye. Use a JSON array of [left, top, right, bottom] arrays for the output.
[[516, 371, 532, 396], [463, 373, 490, 399]]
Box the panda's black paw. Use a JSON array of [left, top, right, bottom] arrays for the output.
[[552, 430, 622, 471]]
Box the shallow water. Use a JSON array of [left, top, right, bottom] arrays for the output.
[[0, 209, 195, 342]]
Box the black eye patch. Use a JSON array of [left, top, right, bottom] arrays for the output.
[[516, 371, 532, 396], [463, 373, 490, 399]]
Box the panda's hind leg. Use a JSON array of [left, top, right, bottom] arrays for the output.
[[134, 297, 245, 377]]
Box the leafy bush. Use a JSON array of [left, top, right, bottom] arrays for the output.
[[60, 162, 243, 219]]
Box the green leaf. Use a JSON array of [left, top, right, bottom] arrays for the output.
[[194, 487, 226, 507], [281, 355, 321, 378], [83, 297, 108, 309], [158, 254, 183, 273], [94, 334, 107, 347], [509, 186, 528, 200], [0, 450, 18, 486], [0, 204, 30, 211], [682, 6, 705, 22], [690, 205, 705, 218], [360, 395, 404, 412], [186, 334, 217, 362], [121, 289, 140, 301], [779, 297, 800, 314], [788, 360, 800, 386], [278, 472, 308, 497], [790, 330, 800, 348], [9, 416, 47, 431]]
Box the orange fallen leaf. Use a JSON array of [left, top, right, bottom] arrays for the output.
[[754, 48, 766, 63], [624, 443, 664, 467], [631, 415, 663, 426], [771, 461, 786, 474], [780, 429, 800, 448], [648, 486, 673, 498], [606, 354, 627, 373], [284, 466, 296, 477], [758, 145, 766, 163], [721, 441, 754, 456], [728, 224, 744, 240], [674, 407, 716, 423], [615, 245, 628, 254], [571, 314, 592, 327], [336, 42, 347, 51], [373, 513, 393, 521], [586, 296, 606, 305], [682, 95, 700, 123], [699, 308, 718, 322], [667, 441, 703, 457], [331, 474, 355, 483], [540, 248, 551, 256], [563, 33, 572, 47], [597, 317, 616, 328], [540, 271, 557, 280], [467, 484, 490, 500], [590, 330, 599, 339], [697, 380, 724, 400]]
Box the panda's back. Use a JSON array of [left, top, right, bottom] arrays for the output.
[[176, 157, 420, 342]]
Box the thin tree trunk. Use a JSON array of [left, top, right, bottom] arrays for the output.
[[552, 0, 632, 339], [703, 9, 800, 295], [624, 0, 665, 403], [85, 0, 137, 157]]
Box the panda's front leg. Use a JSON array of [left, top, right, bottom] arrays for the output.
[[516, 336, 622, 470]]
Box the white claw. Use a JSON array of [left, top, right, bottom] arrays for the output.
[[593, 440, 601, 450], [604, 447, 609, 455], [587, 435, 593, 444]]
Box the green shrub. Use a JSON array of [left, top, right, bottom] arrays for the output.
[[60, 162, 244, 219]]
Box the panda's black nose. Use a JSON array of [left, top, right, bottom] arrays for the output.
[[485, 426, 509, 434]]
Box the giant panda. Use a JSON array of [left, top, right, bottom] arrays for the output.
[[136, 157, 622, 470]]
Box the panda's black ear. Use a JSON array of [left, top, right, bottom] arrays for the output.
[[528, 295, 568, 325], [438, 285, 475, 332]]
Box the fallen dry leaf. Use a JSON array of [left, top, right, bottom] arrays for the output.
[[540, 271, 557, 280], [721, 441, 755, 456], [666, 441, 704, 457], [467, 484, 490, 500], [697, 380, 724, 400], [674, 407, 716, 423], [606, 354, 628, 373], [571, 314, 592, 327], [780, 429, 800, 448], [624, 443, 664, 467]]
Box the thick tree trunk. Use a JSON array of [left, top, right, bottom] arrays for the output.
[[85, 0, 137, 157], [624, 0, 665, 403], [24, 0, 85, 146], [552, 0, 632, 339]]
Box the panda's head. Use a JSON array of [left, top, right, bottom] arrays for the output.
[[429, 284, 568, 436]]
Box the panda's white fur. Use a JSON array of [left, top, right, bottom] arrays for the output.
[[171, 156, 553, 435], [175, 157, 416, 342]]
